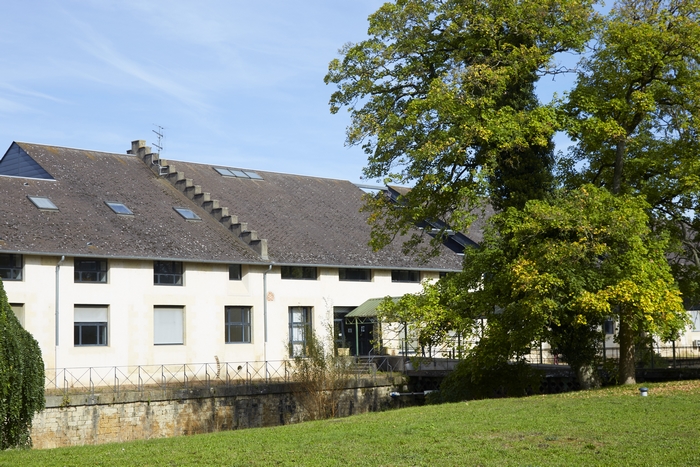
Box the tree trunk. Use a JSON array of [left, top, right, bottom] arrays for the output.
[[612, 139, 626, 195], [617, 312, 636, 385], [575, 364, 601, 390]]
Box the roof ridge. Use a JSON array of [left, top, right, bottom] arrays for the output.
[[128, 140, 269, 260]]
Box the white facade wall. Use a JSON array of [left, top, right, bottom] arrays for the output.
[[4, 255, 431, 373]]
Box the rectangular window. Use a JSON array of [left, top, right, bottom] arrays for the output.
[[281, 266, 317, 280], [229, 264, 242, 280], [27, 195, 58, 211], [0, 253, 22, 281], [10, 303, 24, 327], [338, 268, 371, 282], [225, 306, 251, 343], [74, 306, 108, 346], [74, 258, 107, 283], [391, 269, 420, 282], [604, 319, 615, 335], [334, 306, 354, 352], [154, 306, 184, 345], [289, 306, 312, 357], [692, 310, 700, 332], [154, 261, 183, 285]]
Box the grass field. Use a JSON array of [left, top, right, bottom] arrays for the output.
[[2, 380, 700, 466]]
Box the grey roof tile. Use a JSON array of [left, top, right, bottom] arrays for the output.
[[160, 160, 465, 270], [0, 142, 264, 264]]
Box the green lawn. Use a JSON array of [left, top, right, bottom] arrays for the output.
[[3, 380, 700, 466]]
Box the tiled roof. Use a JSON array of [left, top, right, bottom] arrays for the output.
[[0, 141, 469, 270], [152, 159, 465, 270], [0, 142, 264, 264]]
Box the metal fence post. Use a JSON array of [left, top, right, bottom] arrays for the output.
[[672, 341, 676, 369]]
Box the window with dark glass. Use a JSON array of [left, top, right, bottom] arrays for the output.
[[338, 268, 371, 282], [74, 258, 107, 283], [604, 319, 615, 335], [154, 261, 183, 285], [391, 269, 420, 282], [229, 264, 242, 280], [281, 266, 317, 280], [0, 253, 22, 280], [74, 306, 108, 346], [225, 306, 251, 343]]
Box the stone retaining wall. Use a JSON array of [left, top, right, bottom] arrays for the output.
[[32, 378, 396, 449]]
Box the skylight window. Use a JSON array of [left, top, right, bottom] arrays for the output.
[[214, 167, 262, 180], [214, 167, 232, 176], [105, 201, 133, 215], [243, 170, 263, 180], [27, 195, 58, 211], [173, 207, 201, 221]]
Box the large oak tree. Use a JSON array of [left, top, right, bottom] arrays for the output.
[[327, 0, 700, 385]]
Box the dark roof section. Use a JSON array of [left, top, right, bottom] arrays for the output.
[[0, 143, 264, 264], [386, 185, 494, 246], [151, 160, 465, 270], [0, 142, 54, 180]]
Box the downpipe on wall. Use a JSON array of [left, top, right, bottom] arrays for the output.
[[55, 255, 65, 389]]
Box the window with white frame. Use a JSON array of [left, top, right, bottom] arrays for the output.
[[154, 306, 184, 345], [74, 305, 108, 346], [289, 306, 312, 357], [225, 306, 251, 343], [10, 303, 24, 327], [0, 253, 22, 281], [691, 310, 700, 332], [74, 258, 108, 283]]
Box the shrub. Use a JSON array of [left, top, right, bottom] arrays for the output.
[[430, 357, 542, 403], [292, 328, 353, 421], [0, 280, 45, 449]]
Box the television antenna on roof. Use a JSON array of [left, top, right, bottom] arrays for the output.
[[152, 125, 165, 154]]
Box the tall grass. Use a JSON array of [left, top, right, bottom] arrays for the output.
[[2, 380, 700, 466]]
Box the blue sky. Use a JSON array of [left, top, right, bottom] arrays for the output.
[[1, 1, 575, 184], [1, 0, 387, 183]]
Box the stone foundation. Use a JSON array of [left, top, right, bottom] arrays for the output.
[[31, 379, 395, 449]]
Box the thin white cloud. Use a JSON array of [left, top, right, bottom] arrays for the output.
[[0, 83, 69, 104], [63, 12, 211, 112]]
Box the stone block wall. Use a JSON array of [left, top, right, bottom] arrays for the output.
[[31, 380, 395, 449]]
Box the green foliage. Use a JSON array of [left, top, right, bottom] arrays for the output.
[[431, 358, 542, 403], [383, 186, 689, 385], [326, 0, 596, 255], [330, 0, 700, 386], [561, 0, 700, 304], [0, 280, 45, 449], [292, 327, 352, 421]]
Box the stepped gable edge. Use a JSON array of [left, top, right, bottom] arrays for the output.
[[128, 140, 268, 260], [0, 141, 262, 263]]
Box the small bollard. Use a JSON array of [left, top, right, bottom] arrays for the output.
[[639, 387, 648, 397]]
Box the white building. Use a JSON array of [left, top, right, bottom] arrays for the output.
[[0, 140, 467, 377]]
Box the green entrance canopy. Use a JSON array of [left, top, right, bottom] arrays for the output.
[[346, 297, 400, 319]]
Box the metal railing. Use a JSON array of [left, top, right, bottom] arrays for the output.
[[524, 345, 700, 369], [45, 358, 393, 398]]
